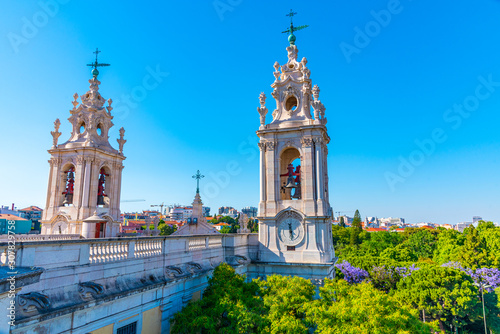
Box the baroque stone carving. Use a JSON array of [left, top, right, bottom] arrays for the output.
[[266, 142, 277, 151], [301, 137, 313, 147], [257, 92, 268, 126], [79, 281, 104, 300], [165, 265, 183, 279], [258, 142, 266, 152], [117, 127, 126, 154], [226, 255, 250, 266], [186, 262, 203, 274], [18, 292, 50, 314], [51, 119, 62, 149]]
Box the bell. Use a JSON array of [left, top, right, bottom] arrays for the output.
[[291, 189, 301, 199], [285, 175, 296, 188], [63, 193, 73, 205], [97, 195, 105, 206]]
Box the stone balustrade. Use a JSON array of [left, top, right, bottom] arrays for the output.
[[0, 233, 258, 334], [0, 234, 234, 268]]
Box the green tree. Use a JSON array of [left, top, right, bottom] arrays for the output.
[[338, 216, 346, 228], [395, 264, 480, 332], [457, 226, 492, 269], [332, 225, 350, 246], [159, 223, 177, 236], [170, 263, 268, 334], [256, 275, 315, 334], [432, 228, 464, 264], [305, 279, 437, 334], [404, 228, 439, 260], [350, 210, 362, 245]]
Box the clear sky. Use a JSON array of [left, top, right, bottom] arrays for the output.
[[1, 0, 500, 224]]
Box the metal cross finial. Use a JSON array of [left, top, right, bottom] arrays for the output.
[[282, 9, 309, 45], [86, 48, 110, 78], [192, 170, 205, 194]]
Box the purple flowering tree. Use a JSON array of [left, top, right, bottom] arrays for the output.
[[370, 264, 420, 293], [442, 262, 500, 292], [334, 260, 369, 284]]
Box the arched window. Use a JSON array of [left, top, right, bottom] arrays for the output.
[[97, 167, 110, 207], [280, 148, 301, 200], [61, 166, 75, 206]]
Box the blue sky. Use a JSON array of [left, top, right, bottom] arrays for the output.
[[1, 0, 500, 224]]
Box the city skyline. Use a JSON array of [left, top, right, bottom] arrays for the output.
[[1, 1, 500, 225]]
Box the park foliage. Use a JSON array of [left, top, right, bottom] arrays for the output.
[[171, 219, 500, 333]]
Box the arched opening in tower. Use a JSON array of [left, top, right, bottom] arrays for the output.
[[97, 167, 110, 207], [61, 165, 75, 206], [280, 148, 301, 200]]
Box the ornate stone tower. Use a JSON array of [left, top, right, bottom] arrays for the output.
[[253, 13, 335, 281], [41, 52, 126, 238]]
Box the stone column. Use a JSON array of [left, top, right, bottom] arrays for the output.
[[258, 142, 266, 215], [300, 137, 316, 216], [264, 141, 277, 216], [81, 158, 92, 209], [314, 138, 325, 216], [73, 156, 85, 216]]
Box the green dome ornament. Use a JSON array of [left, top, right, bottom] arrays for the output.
[[92, 68, 99, 78], [281, 10, 309, 45]]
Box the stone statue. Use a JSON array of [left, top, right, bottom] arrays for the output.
[[257, 93, 268, 127], [51, 119, 62, 149], [117, 127, 126, 154]]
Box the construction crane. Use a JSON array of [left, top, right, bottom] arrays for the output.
[[151, 202, 166, 219], [335, 211, 354, 219]]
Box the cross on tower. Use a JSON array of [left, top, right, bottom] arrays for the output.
[[192, 170, 205, 194], [281, 9, 309, 45], [86, 48, 110, 78]]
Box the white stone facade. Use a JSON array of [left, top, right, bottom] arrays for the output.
[[41, 75, 125, 238], [255, 43, 335, 275]]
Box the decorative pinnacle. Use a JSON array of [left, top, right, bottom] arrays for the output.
[[86, 48, 110, 78], [192, 170, 205, 194], [281, 9, 309, 45]]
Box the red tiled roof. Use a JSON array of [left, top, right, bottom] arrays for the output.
[[421, 225, 435, 229], [0, 214, 29, 221], [365, 227, 387, 232], [18, 206, 43, 212], [213, 222, 230, 227]]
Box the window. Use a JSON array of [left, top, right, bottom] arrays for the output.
[[117, 322, 137, 334]]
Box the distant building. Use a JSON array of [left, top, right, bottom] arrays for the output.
[[0, 214, 32, 234], [364, 217, 380, 228], [379, 217, 405, 227], [218, 206, 238, 219], [241, 206, 258, 218], [0, 205, 25, 218], [473, 216, 483, 224], [18, 206, 43, 233], [456, 222, 473, 232], [339, 215, 353, 226], [203, 207, 210, 217]]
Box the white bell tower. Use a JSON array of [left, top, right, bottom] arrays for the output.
[[252, 14, 335, 282], [41, 50, 125, 238]]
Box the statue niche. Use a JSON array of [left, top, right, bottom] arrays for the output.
[[280, 147, 301, 200]]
